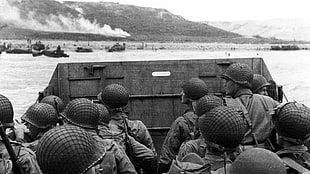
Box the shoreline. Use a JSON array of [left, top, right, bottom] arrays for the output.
[[2, 39, 310, 52]]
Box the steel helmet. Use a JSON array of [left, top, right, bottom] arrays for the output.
[[228, 148, 286, 174], [21, 103, 58, 129], [37, 125, 105, 174], [0, 94, 14, 127], [95, 103, 110, 124], [61, 98, 100, 129], [251, 74, 270, 93], [194, 94, 223, 116], [40, 95, 65, 112], [181, 78, 209, 100], [275, 102, 310, 141], [221, 63, 253, 88], [199, 106, 246, 149], [101, 84, 129, 109]]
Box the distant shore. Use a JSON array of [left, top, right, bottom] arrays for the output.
[[1, 39, 310, 51]]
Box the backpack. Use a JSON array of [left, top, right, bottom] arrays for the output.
[[168, 153, 210, 174]]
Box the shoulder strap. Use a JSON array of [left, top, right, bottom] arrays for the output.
[[183, 112, 195, 139], [235, 98, 264, 146], [235, 98, 253, 130], [282, 157, 310, 174]]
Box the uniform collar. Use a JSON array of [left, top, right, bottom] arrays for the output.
[[110, 112, 127, 120], [233, 88, 253, 98]]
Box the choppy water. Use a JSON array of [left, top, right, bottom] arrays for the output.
[[1, 48, 310, 118]]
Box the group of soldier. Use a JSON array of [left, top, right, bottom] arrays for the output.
[[0, 62, 310, 174]]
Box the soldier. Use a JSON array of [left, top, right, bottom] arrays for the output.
[[251, 74, 270, 96], [0, 94, 42, 174], [100, 84, 157, 174], [96, 102, 157, 174], [218, 148, 286, 174], [40, 95, 65, 125], [250, 74, 281, 151], [60, 98, 137, 174], [220, 63, 279, 150], [193, 94, 224, 118], [96, 103, 126, 144], [196, 106, 246, 171], [177, 95, 224, 160], [19, 103, 58, 152], [36, 125, 106, 174], [158, 78, 209, 173], [273, 102, 310, 173], [40, 95, 65, 113], [56, 45, 61, 53]]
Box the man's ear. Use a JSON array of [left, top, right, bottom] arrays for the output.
[[192, 101, 197, 113]]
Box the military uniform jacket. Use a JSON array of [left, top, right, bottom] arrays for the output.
[[98, 124, 156, 163], [158, 109, 197, 171], [178, 138, 236, 171], [232, 88, 278, 145], [109, 112, 157, 157], [87, 130, 137, 174]]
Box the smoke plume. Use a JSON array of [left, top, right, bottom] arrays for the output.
[[0, 0, 130, 37]]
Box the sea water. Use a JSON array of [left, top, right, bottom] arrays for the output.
[[0, 48, 310, 118]]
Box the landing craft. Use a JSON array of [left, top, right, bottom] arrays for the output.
[[270, 45, 300, 51], [38, 57, 283, 153], [107, 43, 126, 52], [6, 48, 32, 54], [32, 49, 69, 58], [75, 47, 93, 53]]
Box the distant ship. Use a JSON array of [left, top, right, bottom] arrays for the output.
[[270, 45, 300, 51], [32, 49, 69, 58], [31, 41, 45, 51], [75, 47, 93, 53], [6, 48, 32, 54]]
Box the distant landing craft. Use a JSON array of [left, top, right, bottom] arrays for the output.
[[75, 47, 93, 53], [270, 45, 300, 51], [32, 49, 69, 58], [107, 43, 126, 52]]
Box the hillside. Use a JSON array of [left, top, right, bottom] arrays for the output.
[[0, 0, 284, 43], [206, 18, 310, 42]]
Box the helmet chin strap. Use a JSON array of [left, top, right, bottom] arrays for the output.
[[205, 139, 237, 153]]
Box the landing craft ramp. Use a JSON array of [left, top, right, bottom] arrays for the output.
[[41, 57, 274, 153]]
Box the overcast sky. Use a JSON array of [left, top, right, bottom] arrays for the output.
[[56, 0, 310, 21]]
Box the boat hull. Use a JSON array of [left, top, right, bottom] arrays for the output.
[[6, 48, 32, 54], [39, 57, 278, 153]]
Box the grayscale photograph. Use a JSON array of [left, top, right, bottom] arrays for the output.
[[0, 0, 309, 173]]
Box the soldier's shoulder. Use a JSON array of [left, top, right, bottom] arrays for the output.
[[253, 94, 279, 105]]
